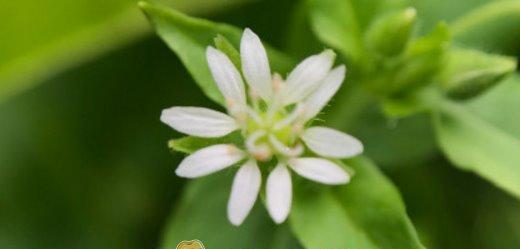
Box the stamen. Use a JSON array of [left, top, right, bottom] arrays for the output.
[[268, 134, 304, 157], [227, 98, 248, 124], [265, 99, 279, 124], [290, 143, 304, 157], [246, 107, 263, 126], [292, 122, 304, 134], [246, 130, 267, 153], [273, 103, 305, 130], [265, 73, 284, 122], [248, 88, 261, 111], [226, 98, 234, 108], [226, 145, 243, 156], [272, 73, 283, 94], [234, 111, 248, 124], [251, 143, 272, 162], [246, 131, 273, 161]]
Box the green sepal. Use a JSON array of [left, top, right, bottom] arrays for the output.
[[214, 34, 241, 69], [168, 131, 243, 154]]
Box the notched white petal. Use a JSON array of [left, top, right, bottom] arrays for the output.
[[266, 163, 292, 224], [302, 65, 346, 121], [241, 28, 272, 100], [227, 160, 261, 226], [288, 157, 349, 185], [160, 106, 238, 137], [281, 50, 336, 105], [301, 126, 363, 158], [175, 144, 245, 178], [206, 46, 246, 107]]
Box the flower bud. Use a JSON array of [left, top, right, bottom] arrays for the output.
[[365, 7, 417, 57], [440, 49, 517, 100], [388, 22, 450, 94]]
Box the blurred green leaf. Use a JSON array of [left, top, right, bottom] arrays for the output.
[[283, 1, 323, 59], [159, 171, 301, 249], [451, 0, 520, 54], [291, 157, 425, 249], [472, 187, 520, 249], [0, 36, 205, 249], [140, 1, 295, 106], [432, 98, 520, 199], [0, 0, 249, 103], [440, 48, 516, 100], [412, 0, 490, 33], [308, 0, 363, 62], [168, 132, 243, 154], [467, 74, 520, 139]]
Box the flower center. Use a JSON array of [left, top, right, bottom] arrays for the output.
[[241, 101, 305, 163]]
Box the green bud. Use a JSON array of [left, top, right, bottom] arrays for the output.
[[389, 22, 450, 94], [214, 34, 241, 69], [365, 7, 417, 57], [440, 49, 517, 100]]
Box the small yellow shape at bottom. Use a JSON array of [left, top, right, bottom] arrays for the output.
[[176, 239, 205, 249]]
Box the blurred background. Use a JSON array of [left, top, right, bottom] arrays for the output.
[[0, 0, 518, 249]]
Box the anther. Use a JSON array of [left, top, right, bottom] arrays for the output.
[[272, 73, 283, 93]]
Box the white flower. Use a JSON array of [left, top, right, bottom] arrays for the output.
[[161, 28, 363, 226]]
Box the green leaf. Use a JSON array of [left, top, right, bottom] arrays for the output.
[[308, 0, 363, 62], [451, 0, 520, 54], [440, 48, 516, 100], [291, 157, 425, 249], [140, 1, 295, 106], [432, 98, 520, 199], [467, 74, 520, 139], [168, 132, 243, 154], [0, 0, 248, 103], [159, 172, 301, 249]]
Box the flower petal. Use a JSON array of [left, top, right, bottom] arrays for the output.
[[301, 65, 346, 121], [241, 28, 272, 100], [227, 160, 261, 226], [301, 126, 363, 158], [266, 163, 292, 224], [281, 50, 335, 105], [206, 46, 246, 108], [160, 106, 238, 137], [288, 157, 349, 185], [175, 144, 245, 178]]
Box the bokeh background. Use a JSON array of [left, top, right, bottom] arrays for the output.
[[0, 0, 518, 249]]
